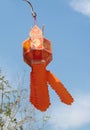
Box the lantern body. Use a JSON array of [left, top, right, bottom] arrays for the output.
[[23, 25, 52, 66]]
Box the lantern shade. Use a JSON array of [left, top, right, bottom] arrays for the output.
[[23, 25, 52, 66]]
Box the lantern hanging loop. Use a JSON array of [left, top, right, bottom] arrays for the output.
[[23, 0, 37, 24]]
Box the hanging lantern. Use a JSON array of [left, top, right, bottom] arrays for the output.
[[23, 25, 52, 66], [22, 0, 74, 111], [23, 25, 74, 111]]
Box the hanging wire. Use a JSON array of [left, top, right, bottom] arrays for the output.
[[23, 0, 37, 24]]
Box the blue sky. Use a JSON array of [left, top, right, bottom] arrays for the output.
[[0, 0, 90, 130]]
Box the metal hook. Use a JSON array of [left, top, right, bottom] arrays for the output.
[[23, 0, 37, 24]]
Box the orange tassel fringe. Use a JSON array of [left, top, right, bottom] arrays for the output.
[[30, 63, 50, 111], [30, 63, 74, 111]]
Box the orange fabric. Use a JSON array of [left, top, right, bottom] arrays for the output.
[[30, 63, 73, 111], [30, 63, 50, 111], [47, 71, 74, 105]]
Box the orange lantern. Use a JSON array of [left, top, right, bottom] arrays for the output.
[[22, 25, 74, 111], [23, 25, 52, 66]]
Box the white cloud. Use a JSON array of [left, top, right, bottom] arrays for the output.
[[49, 93, 90, 130], [70, 0, 90, 17]]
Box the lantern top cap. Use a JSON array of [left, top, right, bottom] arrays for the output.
[[29, 25, 43, 40]]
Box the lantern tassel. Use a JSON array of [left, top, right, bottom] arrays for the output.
[[30, 63, 50, 111], [30, 64, 73, 111], [47, 71, 74, 105]]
